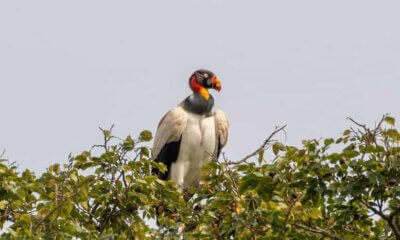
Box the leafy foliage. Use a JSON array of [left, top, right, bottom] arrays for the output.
[[1, 116, 400, 239]]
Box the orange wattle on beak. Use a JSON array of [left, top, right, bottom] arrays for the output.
[[212, 76, 222, 92]]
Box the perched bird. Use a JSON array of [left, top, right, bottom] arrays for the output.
[[152, 69, 229, 189]]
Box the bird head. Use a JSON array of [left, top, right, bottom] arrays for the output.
[[189, 69, 221, 100]]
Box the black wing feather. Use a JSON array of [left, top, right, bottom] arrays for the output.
[[216, 141, 223, 159], [152, 138, 182, 180]]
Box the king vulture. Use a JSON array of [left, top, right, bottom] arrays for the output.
[[152, 70, 229, 189]]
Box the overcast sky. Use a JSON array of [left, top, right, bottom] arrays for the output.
[[1, 0, 399, 174]]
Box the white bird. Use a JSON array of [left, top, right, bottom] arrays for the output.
[[152, 69, 229, 189]]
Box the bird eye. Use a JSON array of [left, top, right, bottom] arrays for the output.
[[207, 78, 212, 85], [204, 73, 208, 78]]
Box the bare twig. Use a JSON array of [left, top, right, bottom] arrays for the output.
[[376, 114, 389, 129], [228, 125, 287, 165], [0, 149, 5, 159], [347, 114, 388, 138], [222, 154, 239, 196], [346, 117, 368, 131], [90, 125, 116, 152], [100, 124, 115, 150]]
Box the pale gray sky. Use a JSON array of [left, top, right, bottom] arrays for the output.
[[1, 0, 399, 173]]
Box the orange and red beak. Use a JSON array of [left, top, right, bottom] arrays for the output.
[[211, 76, 222, 92]]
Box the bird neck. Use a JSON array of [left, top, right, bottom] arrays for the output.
[[183, 93, 214, 115], [190, 76, 210, 100]]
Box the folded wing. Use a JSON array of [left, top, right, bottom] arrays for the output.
[[213, 109, 229, 158], [152, 106, 187, 180]]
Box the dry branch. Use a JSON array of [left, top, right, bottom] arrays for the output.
[[228, 125, 287, 165]]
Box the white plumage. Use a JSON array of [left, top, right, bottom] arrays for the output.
[[152, 69, 228, 189], [153, 106, 229, 189]]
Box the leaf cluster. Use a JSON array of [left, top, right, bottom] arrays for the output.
[[1, 116, 399, 239]]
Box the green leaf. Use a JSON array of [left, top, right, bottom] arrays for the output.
[[272, 143, 285, 155], [2, 118, 399, 239], [271, 195, 282, 202], [343, 129, 351, 136], [201, 161, 218, 174], [139, 130, 153, 142], [385, 116, 395, 126], [239, 174, 260, 194], [309, 208, 322, 219], [137, 193, 148, 204], [207, 211, 218, 219], [60, 201, 73, 217], [0, 200, 7, 210], [19, 214, 31, 224], [11, 200, 22, 209], [258, 149, 264, 164], [324, 138, 334, 146], [144, 175, 157, 184], [383, 129, 400, 141], [122, 135, 135, 151], [152, 162, 166, 173], [49, 163, 60, 174], [140, 147, 149, 157], [70, 172, 78, 182], [103, 130, 112, 139]]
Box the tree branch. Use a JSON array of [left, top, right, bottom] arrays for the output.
[[33, 191, 79, 231], [284, 192, 303, 227], [0, 149, 5, 159], [228, 125, 287, 165], [222, 154, 239, 196], [294, 223, 344, 240], [360, 198, 400, 239], [33, 179, 95, 232]]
